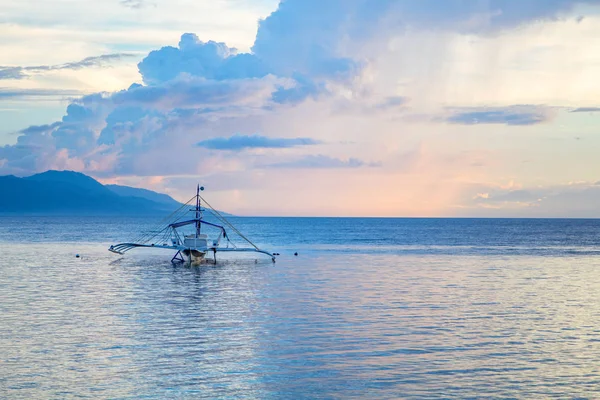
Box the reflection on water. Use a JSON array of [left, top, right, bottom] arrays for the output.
[[2, 243, 600, 398]]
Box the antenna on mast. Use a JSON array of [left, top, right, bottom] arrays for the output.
[[195, 185, 204, 237]]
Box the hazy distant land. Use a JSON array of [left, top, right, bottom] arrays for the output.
[[0, 170, 186, 215]]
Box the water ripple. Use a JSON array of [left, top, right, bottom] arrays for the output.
[[2, 239, 600, 398]]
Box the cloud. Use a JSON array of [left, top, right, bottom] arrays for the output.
[[0, 88, 85, 99], [375, 96, 408, 110], [0, 53, 136, 80], [0, 68, 26, 80], [571, 107, 600, 113], [251, 1, 359, 78], [331, 95, 409, 116], [0, 56, 283, 176], [464, 182, 600, 217], [197, 134, 321, 151], [19, 122, 62, 135], [265, 155, 378, 169], [482, 189, 540, 203], [111, 75, 281, 110], [60, 54, 137, 70], [120, 0, 153, 9], [271, 73, 324, 104], [445, 106, 554, 126], [251, 0, 600, 77], [138, 33, 269, 85], [248, 0, 595, 79], [388, 0, 600, 32], [137, 26, 353, 103]]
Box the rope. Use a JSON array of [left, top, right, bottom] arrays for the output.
[[199, 195, 260, 251], [129, 195, 197, 245], [118, 191, 261, 252]]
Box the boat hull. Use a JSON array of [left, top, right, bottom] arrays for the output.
[[182, 249, 206, 264]]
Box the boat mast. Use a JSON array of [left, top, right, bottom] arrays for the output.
[[196, 184, 201, 238]]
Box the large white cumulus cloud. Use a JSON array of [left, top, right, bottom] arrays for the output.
[[138, 34, 270, 84]]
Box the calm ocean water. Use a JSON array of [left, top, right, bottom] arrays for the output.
[[2, 216, 600, 398]]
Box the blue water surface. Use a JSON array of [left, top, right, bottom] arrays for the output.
[[2, 217, 600, 398]]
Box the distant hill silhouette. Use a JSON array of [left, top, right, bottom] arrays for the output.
[[105, 184, 181, 208], [0, 170, 190, 215]]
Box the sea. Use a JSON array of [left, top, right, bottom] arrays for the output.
[[2, 216, 600, 399]]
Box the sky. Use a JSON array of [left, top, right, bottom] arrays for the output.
[[2, 0, 600, 217]]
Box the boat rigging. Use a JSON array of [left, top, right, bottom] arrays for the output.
[[109, 185, 276, 264]]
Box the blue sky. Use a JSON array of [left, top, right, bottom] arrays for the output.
[[2, 0, 600, 216]]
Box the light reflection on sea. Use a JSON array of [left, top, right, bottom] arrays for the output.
[[2, 217, 600, 398]]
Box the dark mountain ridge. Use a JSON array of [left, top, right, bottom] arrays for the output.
[[0, 170, 184, 215], [105, 184, 181, 208]]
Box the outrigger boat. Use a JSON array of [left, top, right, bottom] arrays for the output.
[[109, 185, 276, 264]]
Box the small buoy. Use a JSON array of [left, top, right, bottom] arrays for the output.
[[294, 252, 298, 256], [75, 254, 80, 258]]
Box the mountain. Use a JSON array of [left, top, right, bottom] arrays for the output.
[[105, 184, 181, 208], [0, 170, 184, 215], [25, 170, 109, 193]]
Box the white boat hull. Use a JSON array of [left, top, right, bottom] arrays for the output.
[[183, 249, 206, 263]]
